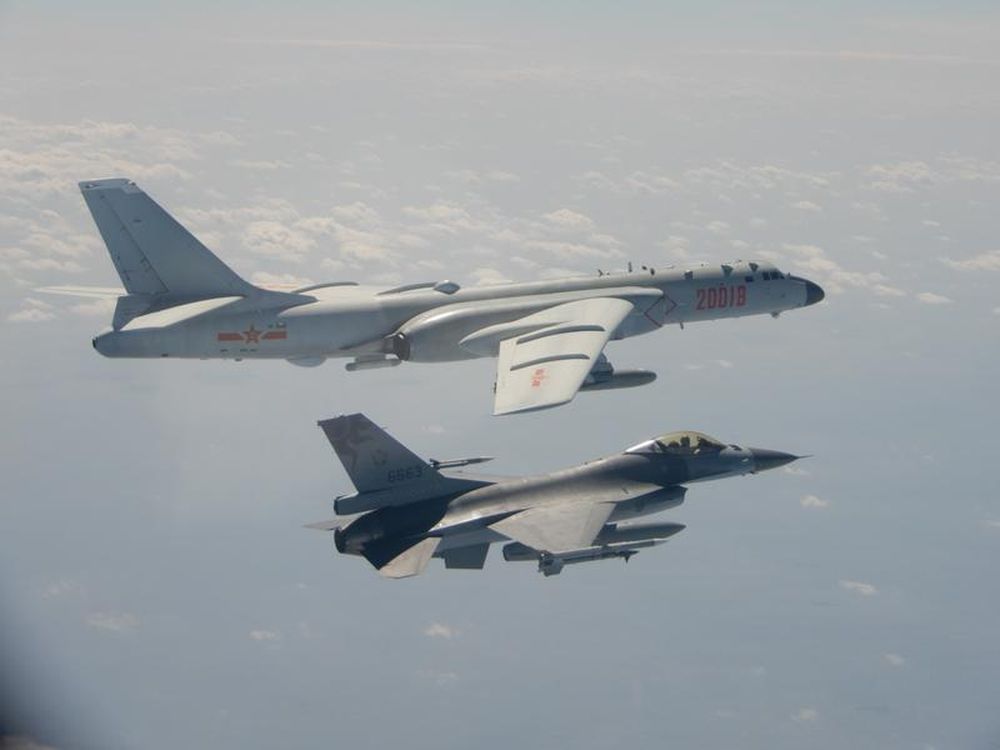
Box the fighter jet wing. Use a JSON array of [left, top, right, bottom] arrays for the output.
[[489, 501, 615, 554], [492, 297, 637, 415]]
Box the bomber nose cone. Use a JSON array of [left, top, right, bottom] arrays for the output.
[[750, 449, 799, 473], [804, 280, 825, 306]]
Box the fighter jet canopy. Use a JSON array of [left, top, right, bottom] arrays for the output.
[[626, 431, 726, 456]]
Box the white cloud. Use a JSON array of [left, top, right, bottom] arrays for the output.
[[469, 267, 511, 285], [867, 160, 934, 192], [791, 200, 822, 212], [242, 221, 316, 263], [839, 579, 878, 597], [683, 162, 832, 192], [872, 284, 906, 297], [782, 243, 902, 297], [916, 291, 953, 305], [231, 159, 292, 170], [793, 707, 819, 723], [883, 653, 906, 667], [7, 297, 56, 323], [41, 579, 85, 599], [250, 271, 315, 290], [446, 169, 520, 185], [249, 629, 281, 642], [86, 611, 139, 633], [402, 202, 483, 233], [522, 239, 619, 260], [542, 208, 595, 232], [942, 250, 1000, 271], [69, 298, 116, 317], [331, 201, 382, 227], [866, 156, 1000, 193], [624, 170, 680, 194], [800, 494, 829, 509], [423, 622, 459, 639]]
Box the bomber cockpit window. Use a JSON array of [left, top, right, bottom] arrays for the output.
[[626, 431, 726, 456]]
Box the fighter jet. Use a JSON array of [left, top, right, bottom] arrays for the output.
[[308, 413, 802, 577], [49, 179, 824, 415]]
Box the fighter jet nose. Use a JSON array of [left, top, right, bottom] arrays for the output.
[[749, 449, 799, 473], [804, 280, 825, 306]]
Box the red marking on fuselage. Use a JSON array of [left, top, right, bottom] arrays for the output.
[[243, 325, 261, 344], [530, 368, 546, 388], [217, 326, 287, 343]]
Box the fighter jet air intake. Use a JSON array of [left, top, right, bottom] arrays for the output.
[[307, 414, 801, 577], [47, 179, 825, 415]]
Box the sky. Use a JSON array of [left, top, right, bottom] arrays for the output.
[[1, 2, 999, 748]]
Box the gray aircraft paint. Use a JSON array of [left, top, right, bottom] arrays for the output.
[[314, 415, 800, 577], [70, 179, 824, 414]]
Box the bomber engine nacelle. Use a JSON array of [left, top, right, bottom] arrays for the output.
[[388, 306, 503, 363]]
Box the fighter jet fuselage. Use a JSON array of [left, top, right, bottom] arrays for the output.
[[312, 415, 800, 577]]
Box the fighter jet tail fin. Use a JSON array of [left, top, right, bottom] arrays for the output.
[[319, 413, 443, 495], [79, 179, 256, 299]]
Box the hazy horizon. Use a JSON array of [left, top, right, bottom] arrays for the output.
[[1, 3, 998, 748]]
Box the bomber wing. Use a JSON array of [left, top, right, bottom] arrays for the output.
[[489, 297, 638, 415]]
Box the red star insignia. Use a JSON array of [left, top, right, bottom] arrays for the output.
[[243, 324, 261, 344]]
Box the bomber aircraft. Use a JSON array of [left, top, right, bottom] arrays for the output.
[[49, 179, 824, 415], [308, 413, 802, 577]]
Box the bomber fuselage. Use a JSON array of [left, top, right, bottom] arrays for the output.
[[93, 260, 823, 363]]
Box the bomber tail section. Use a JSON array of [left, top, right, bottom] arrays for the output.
[[79, 179, 307, 329], [80, 179, 254, 298]]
